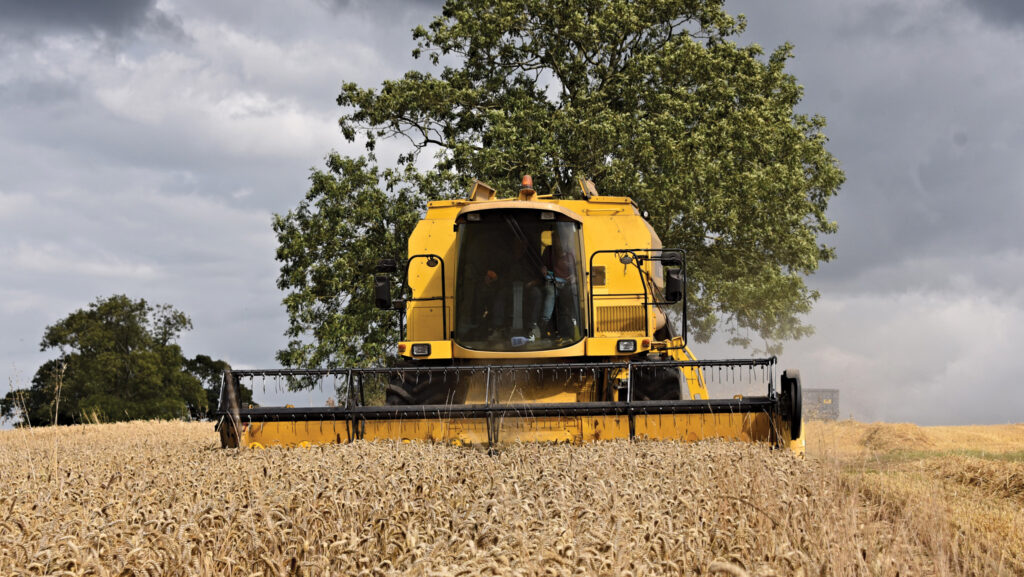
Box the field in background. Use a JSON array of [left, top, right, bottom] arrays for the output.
[[806, 420, 1024, 458], [805, 420, 1024, 576], [0, 420, 1020, 576]]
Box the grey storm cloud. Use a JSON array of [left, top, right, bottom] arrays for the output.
[[317, 0, 442, 11], [0, 0, 153, 33], [732, 0, 1024, 292], [2, 0, 1023, 427], [963, 0, 1024, 28], [0, 0, 185, 41]]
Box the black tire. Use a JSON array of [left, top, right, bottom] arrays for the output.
[[632, 366, 683, 401], [780, 369, 802, 439], [217, 417, 239, 449], [385, 365, 459, 405]]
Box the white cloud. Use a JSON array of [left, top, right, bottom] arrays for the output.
[[0, 192, 35, 219], [93, 50, 203, 124], [5, 10, 379, 165], [189, 19, 384, 93], [89, 48, 336, 160], [0, 289, 50, 317], [5, 241, 160, 279], [780, 287, 1024, 425]]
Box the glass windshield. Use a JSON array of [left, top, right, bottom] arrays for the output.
[[454, 210, 584, 352]]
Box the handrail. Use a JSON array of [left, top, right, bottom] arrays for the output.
[[587, 248, 687, 344]]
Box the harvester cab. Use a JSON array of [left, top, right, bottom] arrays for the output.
[[218, 177, 804, 452]]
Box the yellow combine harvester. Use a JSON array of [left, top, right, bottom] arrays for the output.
[[218, 177, 804, 451]]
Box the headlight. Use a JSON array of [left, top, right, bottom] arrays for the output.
[[617, 339, 637, 353], [411, 343, 432, 357]]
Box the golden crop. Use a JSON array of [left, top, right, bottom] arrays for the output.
[[0, 420, 1021, 576]]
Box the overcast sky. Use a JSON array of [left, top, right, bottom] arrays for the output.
[[1, 0, 1022, 426]]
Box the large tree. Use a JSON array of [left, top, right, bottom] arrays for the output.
[[275, 0, 843, 368], [1, 295, 234, 426]]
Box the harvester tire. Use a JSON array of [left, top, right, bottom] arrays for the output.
[[386, 367, 458, 406], [632, 366, 683, 401], [217, 417, 239, 449], [780, 369, 802, 439]]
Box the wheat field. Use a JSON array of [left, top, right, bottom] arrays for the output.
[[0, 420, 1021, 576]]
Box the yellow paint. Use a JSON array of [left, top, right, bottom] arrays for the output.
[[242, 412, 797, 448], [632, 413, 773, 443], [585, 337, 650, 356], [398, 340, 453, 360]]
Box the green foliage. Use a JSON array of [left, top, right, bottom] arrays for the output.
[[184, 354, 254, 417], [0, 295, 230, 427], [277, 0, 843, 363], [1, 360, 72, 427], [274, 157, 435, 368]]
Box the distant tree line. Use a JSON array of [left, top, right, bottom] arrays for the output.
[[0, 295, 251, 427]]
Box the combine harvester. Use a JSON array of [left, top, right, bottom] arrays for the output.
[[218, 177, 804, 451]]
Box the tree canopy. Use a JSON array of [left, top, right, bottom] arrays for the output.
[[1, 295, 238, 427], [186, 354, 253, 417], [275, 0, 843, 368]]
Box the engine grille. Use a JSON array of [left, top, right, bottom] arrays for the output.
[[596, 305, 645, 335]]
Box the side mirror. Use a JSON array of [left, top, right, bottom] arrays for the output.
[[662, 252, 682, 267], [374, 275, 392, 309], [665, 269, 683, 304]]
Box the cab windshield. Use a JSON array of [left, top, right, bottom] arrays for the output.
[[454, 209, 584, 352]]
